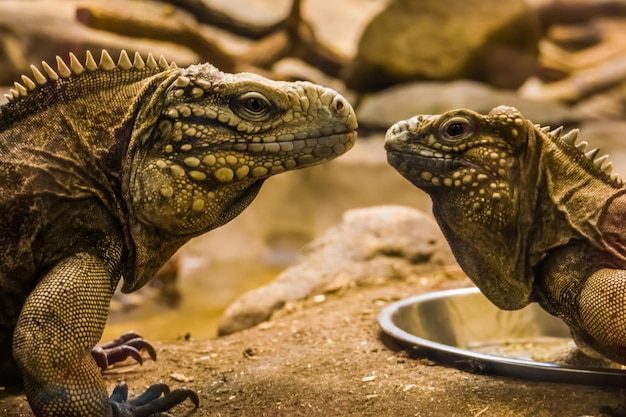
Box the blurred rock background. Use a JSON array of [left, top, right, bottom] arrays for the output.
[[2, 0, 626, 339]]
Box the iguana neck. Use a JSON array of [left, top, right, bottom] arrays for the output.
[[530, 122, 625, 265], [0, 52, 177, 186], [1, 51, 175, 133]]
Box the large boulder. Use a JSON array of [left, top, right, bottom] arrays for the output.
[[345, 0, 541, 91]]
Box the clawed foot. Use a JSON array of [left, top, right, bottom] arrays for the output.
[[110, 382, 199, 417], [92, 331, 157, 370]]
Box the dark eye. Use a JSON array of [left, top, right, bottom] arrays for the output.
[[233, 92, 272, 121], [441, 116, 473, 140], [242, 96, 266, 113]]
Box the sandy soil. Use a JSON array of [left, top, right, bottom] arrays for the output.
[[0, 275, 623, 417]]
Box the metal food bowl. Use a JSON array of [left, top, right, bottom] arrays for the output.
[[378, 287, 626, 385]]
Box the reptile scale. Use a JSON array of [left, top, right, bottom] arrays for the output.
[[0, 50, 357, 416]]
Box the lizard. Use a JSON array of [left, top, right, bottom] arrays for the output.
[[0, 49, 357, 417], [384, 105, 626, 378]]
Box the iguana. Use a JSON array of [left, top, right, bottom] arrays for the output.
[[0, 49, 357, 416], [384, 105, 626, 369]]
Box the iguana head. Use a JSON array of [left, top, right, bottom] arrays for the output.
[[385, 105, 621, 309], [129, 59, 358, 237]]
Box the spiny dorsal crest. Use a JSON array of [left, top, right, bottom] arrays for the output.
[[3, 50, 177, 103], [536, 123, 623, 186]]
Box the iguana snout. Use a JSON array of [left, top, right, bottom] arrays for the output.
[[385, 106, 526, 193]]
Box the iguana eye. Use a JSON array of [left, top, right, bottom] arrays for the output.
[[440, 116, 473, 141], [233, 92, 272, 121]]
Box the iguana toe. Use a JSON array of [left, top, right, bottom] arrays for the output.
[[110, 382, 199, 417], [92, 331, 157, 370]]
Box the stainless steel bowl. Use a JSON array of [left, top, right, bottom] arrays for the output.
[[378, 287, 626, 385]]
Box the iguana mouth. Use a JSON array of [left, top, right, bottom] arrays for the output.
[[235, 130, 357, 175], [384, 118, 456, 166], [385, 140, 465, 188], [386, 148, 460, 169], [220, 130, 357, 171]]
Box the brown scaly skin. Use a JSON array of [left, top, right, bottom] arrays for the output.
[[0, 50, 357, 416], [385, 106, 626, 369]]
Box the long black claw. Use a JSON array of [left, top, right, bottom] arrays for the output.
[[101, 332, 158, 361], [110, 384, 199, 417], [110, 382, 129, 403], [127, 383, 170, 407], [131, 388, 199, 415], [92, 331, 157, 370]]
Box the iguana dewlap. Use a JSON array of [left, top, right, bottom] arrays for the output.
[[0, 50, 357, 416], [385, 105, 626, 366]]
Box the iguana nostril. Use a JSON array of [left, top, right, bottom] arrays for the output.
[[332, 95, 347, 114], [386, 121, 408, 139]]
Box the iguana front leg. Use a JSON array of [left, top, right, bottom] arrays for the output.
[[538, 245, 626, 365], [12, 253, 112, 416], [575, 267, 626, 364], [12, 252, 196, 416], [538, 246, 626, 416]]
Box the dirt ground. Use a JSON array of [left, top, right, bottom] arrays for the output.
[[0, 274, 623, 417]]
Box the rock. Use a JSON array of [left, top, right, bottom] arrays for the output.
[[356, 80, 579, 131], [217, 206, 457, 336], [302, 0, 391, 59], [186, 0, 292, 37], [344, 0, 540, 91], [519, 57, 626, 105]]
